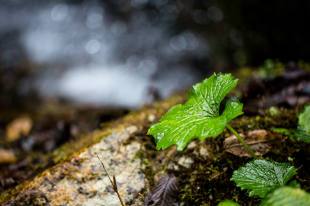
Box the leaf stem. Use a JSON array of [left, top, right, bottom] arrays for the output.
[[97, 155, 125, 206], [226, 124, 258, 159]]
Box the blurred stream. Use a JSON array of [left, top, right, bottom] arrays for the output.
[[0, 0, 220, 108]]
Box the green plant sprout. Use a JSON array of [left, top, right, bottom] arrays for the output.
[[147, 72, 302, 200], [147, 72, 257, 158], [97, 155, 125, 206], [217, 104, 310, 205]]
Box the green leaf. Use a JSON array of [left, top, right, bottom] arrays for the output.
[[271, 128, 291, 136], [260, 186, 310, 206], [298, 105, 310, 134], [147, 73, 243, 151], [231, 159, 297, 198], [287, 180, 300, 188], [218, 200, 240, 206], [295, 126, 310, 143]]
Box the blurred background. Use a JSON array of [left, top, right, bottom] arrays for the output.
[[1, 0, 310, 193], [1, 0, 310, 109]]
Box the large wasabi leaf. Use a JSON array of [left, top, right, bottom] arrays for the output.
[[147, 73, 243, 151], [260, 186, 310, 206], [298, 105, 310, 134], [218, 200, 240, 206], [231, 159, 297, 198]]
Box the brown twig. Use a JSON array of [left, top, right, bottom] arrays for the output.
[[97, 155, 125, 206]]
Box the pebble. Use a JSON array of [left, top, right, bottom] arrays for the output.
[[178, 156, 194, 169], [148, 114, 156, 122], [187, 141, 197, 150], [199, 145, 209, 158]]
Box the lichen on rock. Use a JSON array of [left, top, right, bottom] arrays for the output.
[[1, 128, 148, 206]]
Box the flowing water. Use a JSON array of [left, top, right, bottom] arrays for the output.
[[0, 0, 221, 108]]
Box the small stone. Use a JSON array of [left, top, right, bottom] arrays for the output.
[[0, 149, 17, 164], [148, 114, 155, 122], [177, 156, 193, 169], [187, 141, 197, 150], [199, 146, 209, 158], [192, 149, 199, 156]]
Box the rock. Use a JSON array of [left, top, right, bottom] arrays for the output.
[[0, 149, 17, 164], [0, 92, 190, 205], [1, 129, 148, 206]]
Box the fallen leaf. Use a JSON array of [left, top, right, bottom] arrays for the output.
[[5, 117, 33, 142], [223, 130, 287, 157], [145, 173, 179, 206], [0, 149, 17, 164]]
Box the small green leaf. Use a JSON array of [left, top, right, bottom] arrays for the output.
[[260, 186, 310, 206], [298, 105, 310, 134], [271, 128, 291, 136], [147, 73, 243, 151], [287, 180, 300, 188], [231, 159, 297, 198], [218, 200, 240, 206], [295, 126, 310, 143]]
